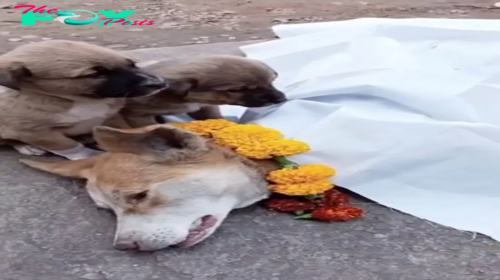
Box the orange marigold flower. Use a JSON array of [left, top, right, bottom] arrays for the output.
[[311, 206, 364, 221], [313, 189, 350, 207], [235, 144, 273, 159], [170, 119, 237, 136], [269, 179, 334, 196], [264, 198, 316, 213], [267, 164, 336, 184], [266, 139, 310, 157], [212, 124, 284, 148]]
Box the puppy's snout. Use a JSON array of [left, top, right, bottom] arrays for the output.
[[273, 92, 288, 103], [268, 89, 288, 104], [114, 238, 139, 250], [239, 87, 288, 107], [139, 75, 168, 90]]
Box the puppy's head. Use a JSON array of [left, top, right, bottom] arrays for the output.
[[151, 55, 287, 107], [0, 40, 167, 98], [21, 124, 271, 251]]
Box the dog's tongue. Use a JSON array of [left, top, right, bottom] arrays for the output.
[[200, 215, 217, 228], [172, 215, 218, 248]]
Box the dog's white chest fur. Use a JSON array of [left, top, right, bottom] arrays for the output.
[[57, 98, 125, 136]]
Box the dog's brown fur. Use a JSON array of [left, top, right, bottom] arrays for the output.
[[0, 40, 167, 159], [21, 124, 280, 250], [111, 55, 286, 128]]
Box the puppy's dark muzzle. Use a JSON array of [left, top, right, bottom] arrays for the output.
[[93, 68, 169, 98], [259, 89, 288, 107], [240, 88, 288, 107], [139, 75, 168, 90], [126, 73, 169, 98], [271, 93, 288, 104]]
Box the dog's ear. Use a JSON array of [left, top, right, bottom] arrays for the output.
[[92, 125, 208, 162], [19, 158, 96, 179], [0, 61, 32, 90]]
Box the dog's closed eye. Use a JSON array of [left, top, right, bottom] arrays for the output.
[[127, 191, 149, 203], [126, 59, 137, 68], [90, 66, 110, 77]]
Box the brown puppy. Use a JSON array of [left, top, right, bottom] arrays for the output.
[[21, 124, 279, 251], [112, 55, 286, 128], [0, 40, 168, 159]]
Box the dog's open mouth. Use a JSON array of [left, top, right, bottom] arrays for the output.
[[172, 215, 218, 248]]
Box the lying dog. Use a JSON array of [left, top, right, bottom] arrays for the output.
[[21, 124, 278, 250], [111, 55, 286, 128], [0, 40, 168, 159]]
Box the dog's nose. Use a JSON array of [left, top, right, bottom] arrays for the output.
[[140, 75, 168, 89], [270, 89, 287, 104], [265, 96, 287, 105], [274, 97, 288, 103], [114, 239, 139, 250]]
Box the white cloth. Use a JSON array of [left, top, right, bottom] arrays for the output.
[[224, 18, 500, 240]]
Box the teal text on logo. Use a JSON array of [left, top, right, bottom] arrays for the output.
[[96, 10, 136, 25], [20, 11, 53, 25], [20, 10, 137, 26], [61, 10, 99, 25]]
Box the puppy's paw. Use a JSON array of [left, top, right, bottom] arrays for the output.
[[13, 144, 47, 156]]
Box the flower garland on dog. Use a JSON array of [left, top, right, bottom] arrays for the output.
[[170, 119, 364, 222]]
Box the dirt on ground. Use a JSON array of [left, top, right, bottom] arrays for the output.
[[0, 0, 498, 53]]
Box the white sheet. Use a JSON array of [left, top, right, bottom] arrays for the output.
[[231, 18, 500, 240]]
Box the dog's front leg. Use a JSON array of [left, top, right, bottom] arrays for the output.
[[187, 105, 224, 120], [17, 130, 102, 160]]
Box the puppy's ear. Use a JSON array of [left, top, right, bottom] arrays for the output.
[[93, 125, 208, 162], [20, 158, 96, 179], [0, 62, 32, 90]]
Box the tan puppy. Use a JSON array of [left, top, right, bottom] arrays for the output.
[[0, 40, 168, 160], [21, 124, 278, 251], [113, 55, 287, 128]]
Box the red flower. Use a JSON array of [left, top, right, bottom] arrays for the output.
[[313, 189, 350, 207], [310, 206, 364, 221], [264, 198, 316, 213]]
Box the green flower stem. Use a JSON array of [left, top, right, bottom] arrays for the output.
[[304, 194, 325, 200], [294, 213, 313, 219], [273, 156, 300, 169]]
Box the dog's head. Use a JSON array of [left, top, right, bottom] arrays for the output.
[[0, 40, 168, 98], [21, 124, 273, 251], [147, 55, 287, 107]]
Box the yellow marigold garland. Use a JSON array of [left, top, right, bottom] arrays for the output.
[[212, 124, 284, 148], [235, 144, 274, 159], [170, 119, 237, 136], [269, 180, 333, 196], [168, 119, 363, 222], [267, 164, 336, 184]]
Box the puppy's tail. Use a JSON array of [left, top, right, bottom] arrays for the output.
[[20, 158, 95, 179]]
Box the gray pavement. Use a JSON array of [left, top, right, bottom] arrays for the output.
[[1, 41, 500, 280]]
